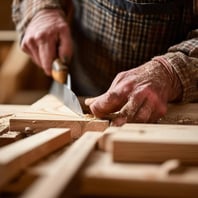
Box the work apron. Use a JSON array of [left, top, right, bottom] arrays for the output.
[[70, 0, 193, 96]]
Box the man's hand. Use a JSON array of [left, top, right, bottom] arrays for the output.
[[21, 9, 73, 75], [85, 60, 182, 126]]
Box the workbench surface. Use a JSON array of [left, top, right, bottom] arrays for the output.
[[0, 98, 198, 198]]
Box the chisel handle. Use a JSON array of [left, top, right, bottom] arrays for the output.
[[52, 59, 68, 84]]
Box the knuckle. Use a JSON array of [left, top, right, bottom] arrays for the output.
[[158, 104, 167, 116], [34, 32, 46, 42], [58, 23, 68, 31]]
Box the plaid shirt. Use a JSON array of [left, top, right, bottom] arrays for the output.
[[12, 0, 198, 101]]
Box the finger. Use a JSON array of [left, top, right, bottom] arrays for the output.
[[89, 91, 126, 118], [148, 102, 167, 123], [111, 95, 143, 126], [38, 38, 56, 75], [85, 97, 98, 106], [121, 95, 144, 122], [58, 25, 73, 63], [26, 39, 41, 66], [133, 99, 153, 123], [21, 38, 41, 67]]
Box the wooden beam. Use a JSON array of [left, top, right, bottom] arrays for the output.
[[97, 126, 121, 151], [22, 132, 102, 198], [9, 95, 109, 139], [0, 128, 71, 189], [0, 31, 17, 41], [110, 124, 198, 163], [0, 41, 30, 103], [81, 152, 198, 198], [0, 105, 30, 136]]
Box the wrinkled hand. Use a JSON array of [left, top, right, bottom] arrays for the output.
[[21, 9, 73, 75], [85, 60, 182, 125]]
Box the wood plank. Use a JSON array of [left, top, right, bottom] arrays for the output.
[[0, 41, 31, 103], [0, 105, 29, 116], [101, 123, 198, 151], [0, 105, 30, 135], [0, 128, 71, 189], [9, 95, 109, 138], [0, 131, 24, 147], [22, 132, 102, 198], [81, 152, 198, 198], [0, 31, 17, 41], [0, 116, 11, 135], [110, 124, 198, 163], [97, 126, 121, 151]]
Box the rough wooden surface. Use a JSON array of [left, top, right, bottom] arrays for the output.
[[159, 103, 198, 125], [22, 132, 102, 198], [0, 105, 30, 135], [0, 131, 24, 147], [0, 42, 31, 103], [0, 128, 71, 189], [111, 124, 198, 163], [9, 95, 109, 138], [81, 151, 198, 198]]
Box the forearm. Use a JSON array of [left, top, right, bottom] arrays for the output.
[[12, 0, 61, 40], [153, 30, 198, 102]]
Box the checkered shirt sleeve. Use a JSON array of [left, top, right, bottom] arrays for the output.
[[154, 30, 198, 102], [12, 0, 61, 40]]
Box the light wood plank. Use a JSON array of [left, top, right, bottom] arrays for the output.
[[0, 128, 71, 189], [97, 126, 121, 151], [9, 95, 109, 138], [81, 152, 198, 198], [101, 123, 198, 152], [0, 105, 30, 135], [0, 41, 31, 103], [0, 31, 17, 41], [110, 124, 198, 163], [22, 132, 102, 198]]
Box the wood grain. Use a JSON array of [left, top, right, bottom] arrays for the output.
[[22, 132, 102, 198], [0, 42, 31, 103], [0, 128, 71, 189], [159, 103, 198, 125], [9, 95, 109, 138], [110, 124, 198, 163], [81, 151, 198, 198]]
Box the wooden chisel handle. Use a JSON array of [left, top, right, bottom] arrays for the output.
[[52, 59, 68, 84]]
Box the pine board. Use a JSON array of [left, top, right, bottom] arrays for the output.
[[9, 94, 109, 139], [81, 152, 198, 198], [22, 132, 102, 198], [0, 128, 71, 189], [108, 124, 198, 163]]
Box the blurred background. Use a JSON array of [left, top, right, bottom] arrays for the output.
[[0, 0, 52, 105]]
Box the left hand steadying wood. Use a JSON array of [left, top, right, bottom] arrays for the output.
[[85, 60, 182, 126]]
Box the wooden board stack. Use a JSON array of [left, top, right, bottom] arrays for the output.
[[0, 95, 198, 198], [81, 124, 198, 198]]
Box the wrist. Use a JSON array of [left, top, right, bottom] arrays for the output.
[[152, 57, 183, 101]]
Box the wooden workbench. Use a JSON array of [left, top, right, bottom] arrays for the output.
[[0, 96, 198, 198]]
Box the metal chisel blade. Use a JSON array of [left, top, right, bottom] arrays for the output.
[[50, 80, 83, 115]]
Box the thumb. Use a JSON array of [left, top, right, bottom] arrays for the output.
[[85, 97, 97, 106]]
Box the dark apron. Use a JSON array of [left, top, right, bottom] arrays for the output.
[[70, 0, 193, 96]]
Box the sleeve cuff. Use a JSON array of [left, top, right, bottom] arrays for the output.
[[13, 0, 61, 41], [153, 52, 198, 102]]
